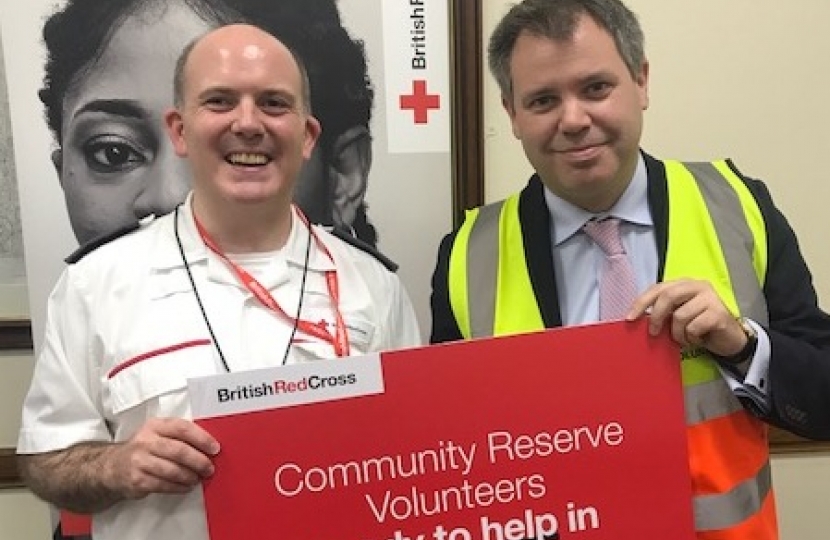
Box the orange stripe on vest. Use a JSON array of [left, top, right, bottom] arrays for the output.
[[687, 410, 768, 495]]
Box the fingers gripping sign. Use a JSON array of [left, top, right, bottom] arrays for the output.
[[626, 279, 749, 357], [105, 417, 220, 500]]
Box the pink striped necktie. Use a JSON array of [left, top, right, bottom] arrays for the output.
[[583, 217, 638, 321]]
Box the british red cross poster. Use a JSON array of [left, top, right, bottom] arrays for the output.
[[189, 320, 696, 540]]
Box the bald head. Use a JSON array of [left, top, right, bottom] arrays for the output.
[[173, 23, 312, 112], [163, 20, 322, 233]]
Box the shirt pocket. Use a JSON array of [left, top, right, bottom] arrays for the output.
[[106, 340, 217, 416], [290, 315, 376, 363]]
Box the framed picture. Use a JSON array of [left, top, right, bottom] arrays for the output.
[[0, 320, 32, 351], [0, 23, 29, 328], [0, 0, 484, 491], [0, 19, 31, 490], [2, 0, 483, 345]]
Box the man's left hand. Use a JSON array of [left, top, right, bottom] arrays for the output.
[[627, 278, 748, 356]]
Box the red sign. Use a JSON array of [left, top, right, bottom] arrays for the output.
[[197, 321, 695, 540], [59, 511, 92, 536]]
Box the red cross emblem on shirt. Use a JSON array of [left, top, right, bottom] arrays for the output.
[[399, 79, 441, 124]]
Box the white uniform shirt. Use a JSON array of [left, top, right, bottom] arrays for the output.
[[18, 197, 421, 540]]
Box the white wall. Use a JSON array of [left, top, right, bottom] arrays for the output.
[[0, 488, 50, 540], [0, 489, 52, 540], [482, 1, 830, 539]]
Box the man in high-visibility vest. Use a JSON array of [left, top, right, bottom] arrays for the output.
[[430, 1, 830, 539]]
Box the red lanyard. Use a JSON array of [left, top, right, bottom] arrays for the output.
[[193, 208, 350, 357]]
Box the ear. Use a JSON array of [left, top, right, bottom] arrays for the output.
[[503, 94, 521, 139], [328, 125, 371, 229], [51, 148, 63, 187], [164, 108, 188, 157], [303, 115, 322, 159], [636, 59, 650, 110]]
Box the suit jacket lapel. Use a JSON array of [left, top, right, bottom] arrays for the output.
[[518, 152, 670, 328], [643, 152, 670, 281], [519, 175, 563, 328]]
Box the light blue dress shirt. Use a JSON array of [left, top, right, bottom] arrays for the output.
[[543, 154, 770, 411]]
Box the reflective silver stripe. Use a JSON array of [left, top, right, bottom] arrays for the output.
[[669, 163, 773, 533], [466, 201, 504, 338], [694, 461, 772, 531], [684, 162, 768, 325], [684, 377, 744, 425]]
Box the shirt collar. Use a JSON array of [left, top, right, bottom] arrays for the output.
[[544, 153, 653, 246], [153, 194, 335, 272], [152, 192, 206, 270], [285, 208, 337, 272]]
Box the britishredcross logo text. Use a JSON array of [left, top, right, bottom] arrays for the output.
[[410, 0, 427, 70], [188, 353, 384, 419], [217, 374, 358, 403]]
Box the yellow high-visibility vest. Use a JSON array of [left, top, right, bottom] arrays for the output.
[[447, 160, 777, 539]]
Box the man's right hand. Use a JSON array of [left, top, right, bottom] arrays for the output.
[[103, 417, 220, 499], [18, 417, 220, 513]]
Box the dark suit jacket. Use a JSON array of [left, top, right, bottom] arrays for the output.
[[430, 152, 830, 440]]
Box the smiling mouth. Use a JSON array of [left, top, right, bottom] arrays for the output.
[[226, 152, 271, 166], [556, 143, 603, 154]]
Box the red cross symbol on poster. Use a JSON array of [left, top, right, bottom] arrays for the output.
[[399, 79, 441, 124]]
